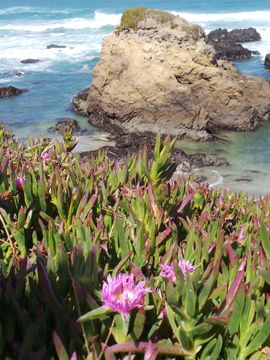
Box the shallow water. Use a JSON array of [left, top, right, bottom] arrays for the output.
[[177, 122, 270, 195]]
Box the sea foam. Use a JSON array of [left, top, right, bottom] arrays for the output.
[[0, 6, 71, 16], [0, 11, 121, 32], [170, 10, 270, 26]]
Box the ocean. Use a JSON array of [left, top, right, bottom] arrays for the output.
[[0, 0, 270, 193]]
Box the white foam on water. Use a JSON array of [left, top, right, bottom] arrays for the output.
[[0, 78, 12, 84], [170, 10, 270, 26], [0, 6, 71, 15], [0, 26, 104, 73], [208, 170, 224, 189], [248, 28, 270, 58], [0, 11, 121, 32]]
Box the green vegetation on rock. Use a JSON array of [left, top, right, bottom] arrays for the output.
[[183, 24, 204, 40], [1, 127, 270, 359], [116, 7, 176, 33], [116, 7, 146, 32]]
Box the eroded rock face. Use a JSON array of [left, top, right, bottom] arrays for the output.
[[0, 86, 26, 98], [72, 88, 89, 117], [76, 9, 270, 140]]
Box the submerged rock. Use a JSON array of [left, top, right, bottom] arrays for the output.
[[47, 44, 66, 49], [21, 59, 41, 64], [48, 118, 80, 135], [74, 8, 270, 141], [0, 86, 26, 98]]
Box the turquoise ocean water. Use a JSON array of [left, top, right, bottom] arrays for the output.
[[1, 0, 270, 193]]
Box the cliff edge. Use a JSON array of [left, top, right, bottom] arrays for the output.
[[74, 8, 270, 140]]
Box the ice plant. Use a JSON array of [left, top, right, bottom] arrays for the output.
[[160, 263, 177, 282], [160, 260, 195, 281], [178, 259, 195, 278], [101, 273, 150, 317], [41, 152, 50, 162], [15, 176, 25, 190]]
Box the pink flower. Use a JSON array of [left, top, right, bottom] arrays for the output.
[[40, 152, 50, 162], [160, 264, 177, 282], [178, 260, 195, 278], [101, 273, 150, 317], [15, 176, 25, 190], [160, 260, 195, 281]]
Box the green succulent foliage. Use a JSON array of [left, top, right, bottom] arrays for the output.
[[1, 124, 270, 358]]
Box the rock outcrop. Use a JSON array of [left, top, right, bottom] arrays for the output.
[[265, 54, 270, 69], [207, 28, 260, 61], [208, 28, 261, 43], [0, 86, 26, 98], [72, 88, 89, 117], [74, 8, 270, 140]]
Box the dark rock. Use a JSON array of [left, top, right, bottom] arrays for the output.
[[230, 28, 261, 42], [208, 28, 261, 43], [210, 40, 255, 61], [47, 44, 66, 49], [265, 54, 270, 69], [188, 154, 229, 167], [207, 28, 261, 61], [79, 131, 229, 173], [235, 177, 252, 183], [194, 175, 208, 183], [0, 86, 26, 98], [21, 59, 40, 64], [48, 118, 80, 135], [72, 88, 89, 116]]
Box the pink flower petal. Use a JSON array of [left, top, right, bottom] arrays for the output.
[[102, 273, 150, 316]]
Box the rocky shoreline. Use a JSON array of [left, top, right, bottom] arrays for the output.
[[71, 8, 270, 175], [79, 131, 229, 179], [73, 8, 270, 147]]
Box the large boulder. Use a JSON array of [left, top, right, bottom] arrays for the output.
[[75, 8, 270, 140], [0, 86, 26, 98]]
